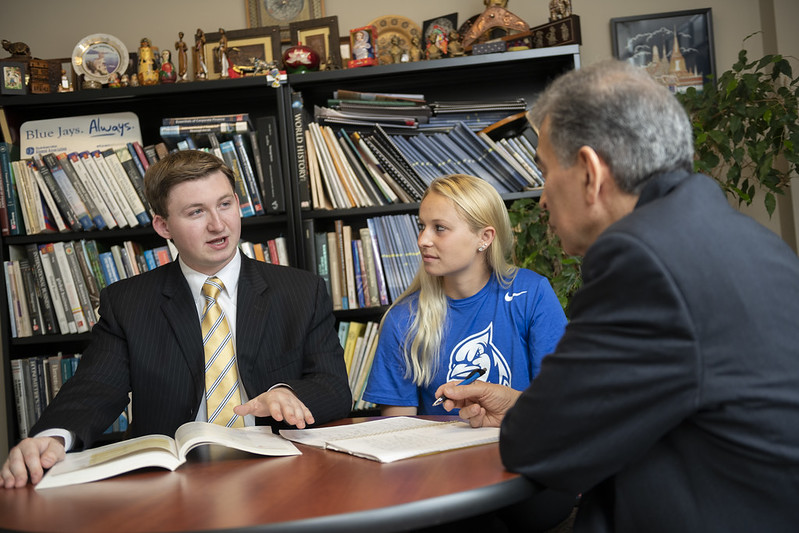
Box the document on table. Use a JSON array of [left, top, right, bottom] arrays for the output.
[[280, 417, 499, 463]]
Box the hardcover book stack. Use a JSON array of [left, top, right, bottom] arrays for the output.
[[338, 320, 380, 411], [306, 214, 419, 313], [11, 352, 130, 439], [158, 113, 286, 216], [293, 91, 545, 212]]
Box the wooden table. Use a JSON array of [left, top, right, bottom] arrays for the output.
[[0, 417, 535, 533]]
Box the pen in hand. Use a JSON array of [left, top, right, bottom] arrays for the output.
[[432, 367, 487, 407]]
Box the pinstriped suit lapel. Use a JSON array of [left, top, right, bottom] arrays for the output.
[[236, 257, 270, 385], [160, 261, 205, 395]]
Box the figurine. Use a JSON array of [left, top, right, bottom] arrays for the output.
[[409, 36, 422, 62], [194, 28, 207, 80], [388, 36, 403, 64], [448, 31, 465, 57], [120, 73, 129, 87], [159, 49, 177, 83], [217, 28, 229, 78], [549, 0, 572, 21], [107, 71, 122, 88], [137, 38, 159, 85], [175, 31, 188, 82], [1, 39, 31, 59], [56, 69, 73, 92]]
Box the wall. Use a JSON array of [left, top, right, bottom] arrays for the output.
[[0, 1, 795, 457]]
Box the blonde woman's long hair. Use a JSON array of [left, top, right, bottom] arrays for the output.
[[385, 174, 518, 386]]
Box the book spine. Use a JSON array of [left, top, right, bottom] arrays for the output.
[[232, 133, 264, 215], [290, 91, 312, 210], [366, 218, 390, 305], [315, 232, 331, 298], [25, 243, 57, 334], [0, 142, 22, 235], [73, 240, 101, 317], [255, 116, 285, 214], [353, 239, 367, 308], [101, 149, 150, 226], [17, 256, 43, 335], [12, 161, 39, 235], [130, 142, 150, 172], [7, 260, 32, 337], [10, 359, 30, 439], [55, 152, 106, 229], [63, 241, 97, 328], [162, 113, 250, 125], [0, 144, 8, 236], [98, 251, 121, 285], [219, 140, 255, 217], [40, 153, 94, 230], [47, 354, 63, 399], [30, 156, 81, 231], [38, 244, 72, 334], [89, 150, 139, 227], [52, 242, 89, 333], [109, 148, 151, 224], [3, 261, 17, 338], [358, 227, 381, 307], [67, 152, 117, 229], [78, 151, 127, 228], [82, 239, 107, 290], [326, 231, 343, 311]]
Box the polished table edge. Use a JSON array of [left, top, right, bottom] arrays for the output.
[[221, 475, 535, 533]]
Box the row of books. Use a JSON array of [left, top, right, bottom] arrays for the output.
[[306, 214, 420, 312], [296, 105, 542, 212], [239, 236, 290, 267], [338, 320, 379, 411], [160, 113, 285, 217], [4, 239, 176, 338], [0, 142, 156, 237], [11, 352, 130, 439]]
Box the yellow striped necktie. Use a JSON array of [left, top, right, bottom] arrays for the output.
[[201, 277, 244, 428]]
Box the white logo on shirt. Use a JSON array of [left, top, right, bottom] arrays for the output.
[[447, 323, 511, 386], [504, 291, 527, 302]]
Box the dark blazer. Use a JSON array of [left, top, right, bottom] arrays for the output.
[[33, 255, 352, 449], [500, 172, 799, 532]]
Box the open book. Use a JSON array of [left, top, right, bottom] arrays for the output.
[[280, 416, 499, 463], [36, 421, 301, 490]]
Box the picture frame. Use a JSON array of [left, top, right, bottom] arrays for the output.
[[47, 57, 77, 93], [204, 26, 282, 80], [422, 13, 458, 57], [348, 25, 378, 69], [289, 16, 341, 70], [1, 61, 27, 95], [339, 37, 351, 68], [611, 8, 715, 93], [245, 0, 325, 42]]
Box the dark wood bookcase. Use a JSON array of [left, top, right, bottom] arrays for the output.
[[0, 44, 579, 448]]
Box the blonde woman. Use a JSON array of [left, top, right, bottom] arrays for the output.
[[364, 174, 567, 415]]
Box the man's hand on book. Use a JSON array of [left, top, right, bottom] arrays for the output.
[[1, 436, 65, 488], [234, 387, 315, 429], [434, 382, 522, 428]]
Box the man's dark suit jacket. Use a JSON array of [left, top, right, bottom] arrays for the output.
[[500, 171, 799, 532], [32, 255, 352, 449]]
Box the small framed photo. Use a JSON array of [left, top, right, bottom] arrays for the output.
[[48, 57, 77, 92], [339, 37, 352, 68], [289, 16, 342, 70], [611, 8, 715, 93], [348, 25, 378, 69], [422, 13, 458, 58], [245, 0, 325, 42], [1, 62, 27, 95], [204, 26, 282, 79]]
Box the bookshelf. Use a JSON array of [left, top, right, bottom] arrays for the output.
[[0, 44, 579, 447]]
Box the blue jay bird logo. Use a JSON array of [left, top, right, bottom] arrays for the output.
[[446, 323, 511, 386]]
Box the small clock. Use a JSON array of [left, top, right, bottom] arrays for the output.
[[249, 0, 323, 41]]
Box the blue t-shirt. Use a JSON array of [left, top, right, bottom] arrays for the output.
[[363, 269, 567, 414]]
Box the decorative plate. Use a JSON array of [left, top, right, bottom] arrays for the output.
[[72, 33, 129, 84], [367, 15, 422, 65]]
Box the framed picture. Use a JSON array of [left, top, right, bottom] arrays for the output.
[[611, 8, 715, 93], [246, 0, 325, 42], [1, 62, 27, 95], [204, 26, 282, 79], [339, 37, 351, 68], [289, 16, 341, 69], [348, 25, 378, 69], [47, 57, 77, 92], [422, 13, 458, 58]]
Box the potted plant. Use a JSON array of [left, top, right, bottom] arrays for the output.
[[509, 197, 582, 317], [677, 33, 799, 216]]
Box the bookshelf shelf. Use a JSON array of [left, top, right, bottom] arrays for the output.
[[1, 44, 579, 447]]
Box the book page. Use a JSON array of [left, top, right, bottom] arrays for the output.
[[175, 421, 301, 460], [326, 421, 500, 463], [280, 416, 441, 448]]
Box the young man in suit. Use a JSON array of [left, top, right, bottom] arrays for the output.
[[2, 149, 351, 488], [436, 61, 799, 532]]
